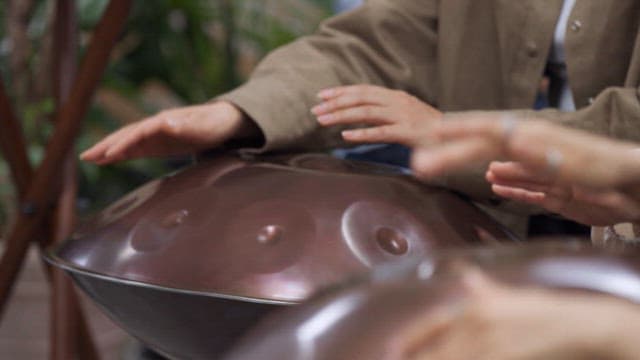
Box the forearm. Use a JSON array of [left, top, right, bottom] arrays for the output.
[[587, 299, 640, 360], [514, 292, 640, 360], [217, 0, 439, 153]]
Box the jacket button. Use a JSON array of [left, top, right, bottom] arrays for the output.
[[570, 20, 582, 32], [525, 41, 538, 57]]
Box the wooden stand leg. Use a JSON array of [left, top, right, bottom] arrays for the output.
[[49, 1, 83, 358], [0, 2, 132, 359], [0, 0, 133, 321], [48, 1, 101, 358]]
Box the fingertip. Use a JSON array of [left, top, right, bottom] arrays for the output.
[[80, 155, 95, 163], [317, 114, 334, 125], [341, 130, 372, 144], [317, 88, 338, 99], [488, 161, 509, 171], [491, 183, 513, 195], [79, 148, 102, 162], [311, 103, 328, 116], [341, 129, 357, 140], [485, 170, 496, 182], [491, 184, 546, 204], [490, 184, 512, 199]]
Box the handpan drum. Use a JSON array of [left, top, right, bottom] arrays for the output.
[[225, 240, 640, 360], [45, 153, 516, 359]]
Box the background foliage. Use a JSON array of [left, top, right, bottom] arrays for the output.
[[0, 0, 338, 234]]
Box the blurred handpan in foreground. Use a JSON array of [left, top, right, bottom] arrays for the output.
[[226, 240, 640, 360]]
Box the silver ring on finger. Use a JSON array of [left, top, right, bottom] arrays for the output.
[[500, 114, 518, 143]]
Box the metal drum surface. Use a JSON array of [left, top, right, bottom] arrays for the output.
[[46, 153, 516, 359], [225, 240, 640, 360]]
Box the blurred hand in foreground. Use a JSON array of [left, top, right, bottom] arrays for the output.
[[410, 118, 640, 226], [411, 119, 639, 188], [80, 101, 258, 165], [486, 161, 640, 226], [400, 269, 640, 360]]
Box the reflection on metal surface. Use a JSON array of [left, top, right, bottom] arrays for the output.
[[225, 241, 640, 360], [342, 201, 428, 267], [221, 199, 313, 275], [257, 225, 285, 245], [129, 218, 173, 253], [288, 153, 407, 175], [116, 241, 138, 263], [161, 209, 189, 228], [375, 227, 409, 255], [98, 179, 161, 227], [296, 293, 365, 358], [530, 258, 640, 302], [416, 261, 435, 280]]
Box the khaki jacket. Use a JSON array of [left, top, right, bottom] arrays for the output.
[[219, 0, 640, 233]]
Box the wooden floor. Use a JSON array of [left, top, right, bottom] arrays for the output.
[[0, 246, 132, 360]]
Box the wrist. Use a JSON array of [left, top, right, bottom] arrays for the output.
[[214, 101, 264, 147]]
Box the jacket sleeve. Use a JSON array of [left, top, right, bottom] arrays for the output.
[[536, 86, 640, 141], [447, 85, 640, 141], [439, 85, 640, 206], [217, 0, 439, 153]]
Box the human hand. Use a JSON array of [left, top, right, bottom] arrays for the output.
[[312, 85, 442, 146], [487, 161, 640, 226], [400, 269, 634, 360], [80, 101, 257, 164], [409, 117, 511, 178], [410, 116, 640, 188], [409, 118, 579, 179]]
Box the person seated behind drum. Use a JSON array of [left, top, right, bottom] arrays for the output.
[[80, 1, 640, 238], [312, 83, 640, 244]]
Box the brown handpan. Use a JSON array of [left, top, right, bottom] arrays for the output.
[[45, 153, 515, 359]]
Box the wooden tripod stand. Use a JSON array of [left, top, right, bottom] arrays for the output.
[[0, 1, 132, 358]]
